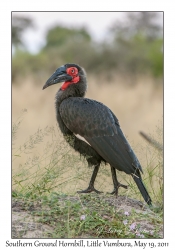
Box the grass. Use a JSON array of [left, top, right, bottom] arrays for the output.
[[12, 110, 163, 239], [12, 74, 163, 156], [12, 192, 163, 238], [12, 75, 163, 238]]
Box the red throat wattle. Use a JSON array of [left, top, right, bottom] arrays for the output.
[[61, 67, 80, 90]]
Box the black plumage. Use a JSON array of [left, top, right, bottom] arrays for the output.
[[43, 63, 152, 205]]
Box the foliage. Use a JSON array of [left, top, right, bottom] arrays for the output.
[[12, 12, 163, 83], [12, 15, 34, 48], [110, 12, 162, 41], [12, 112, 163, 238], [109, 12, 163, 76], [12, 49, 52, 81], [43, 25, 91, 50], [12, 112, 163, 206], [12, 193, 163, 238]]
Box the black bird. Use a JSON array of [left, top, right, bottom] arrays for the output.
[[43, 63, 152, 205]]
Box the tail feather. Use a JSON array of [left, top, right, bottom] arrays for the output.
[[132, 175, 152, 205]]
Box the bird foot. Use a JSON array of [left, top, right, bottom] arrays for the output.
[[77, 186, 103, 194], [108, 183, 128, 196]]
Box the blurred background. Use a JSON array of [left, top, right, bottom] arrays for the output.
[[12, 12, 163, 196]]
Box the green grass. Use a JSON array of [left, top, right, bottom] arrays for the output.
[[12, 111, 163, 238], [12, 192, 163, 238]]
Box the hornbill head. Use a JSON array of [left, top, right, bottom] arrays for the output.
[[43, 63, 85, 91]]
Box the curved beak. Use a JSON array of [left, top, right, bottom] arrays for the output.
[[42, 65, 72, 90]]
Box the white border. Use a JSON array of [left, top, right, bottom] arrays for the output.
[[1, 1, 175, 249]]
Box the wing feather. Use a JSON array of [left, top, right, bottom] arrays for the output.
[[60, 97, 143, 174]]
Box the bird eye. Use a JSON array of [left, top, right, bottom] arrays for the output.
[[67, 67, 78, 76]]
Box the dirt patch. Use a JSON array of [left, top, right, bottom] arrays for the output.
[[12, 195, 163, 239], [12, 200, 53, 238]]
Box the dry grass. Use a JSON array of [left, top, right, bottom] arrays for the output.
[[12, 74, 163, 198], [12, 74, 163, 142]]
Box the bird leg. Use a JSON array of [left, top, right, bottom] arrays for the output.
[[109, 166, 128, 196], [77, 163, 102, 194]]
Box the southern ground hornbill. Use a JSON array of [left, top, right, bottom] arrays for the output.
[[43, 63, 152, 205]]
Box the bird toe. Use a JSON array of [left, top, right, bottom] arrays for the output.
[[77, 186, 102, 194]]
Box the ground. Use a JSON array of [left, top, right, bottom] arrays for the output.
[[12, 194, 163, 239]]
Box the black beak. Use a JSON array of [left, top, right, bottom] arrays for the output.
[[42, 65, 72, 90]]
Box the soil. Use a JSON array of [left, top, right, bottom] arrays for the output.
[[12, 196, 163, 239]]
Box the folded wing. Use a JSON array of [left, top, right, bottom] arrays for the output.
[[60, 97, 143, 175]]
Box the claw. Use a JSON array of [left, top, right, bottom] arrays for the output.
[[107, 190, 115, 195], [118, 183, 128, 189], [77, 186, 103, 194], [108, 183, 128, 197]]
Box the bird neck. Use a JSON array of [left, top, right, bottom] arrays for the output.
[[55, 77, 87, 106], [55, 78, 87, 134]]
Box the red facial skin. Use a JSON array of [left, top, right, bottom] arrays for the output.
[[61, 67, 80, 90]]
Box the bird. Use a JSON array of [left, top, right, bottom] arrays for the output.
[[43, 63, 152, 205]]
